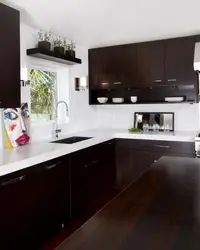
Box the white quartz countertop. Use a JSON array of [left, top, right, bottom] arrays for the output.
[[0, 129, 196, 177]]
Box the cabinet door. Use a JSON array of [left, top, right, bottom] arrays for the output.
[[165, 37, 197, 85], [0, 172, 34, 250], [115, 139, 162, 189], [29, 157, 70, 244], [89, 45, 137, 89], [98, 140, 115, 191], [0, 3, 20, 108], [89, 48, 113, 90], [71, 146, 100, 217], [137, 41, 165, 87]]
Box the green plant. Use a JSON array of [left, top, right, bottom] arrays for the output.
[[53, 36, 64, 47], [68, 40, 76, 51], [29, 69, 57, 120], [63, 38, 70, 50], [38, 29, 52, 42]]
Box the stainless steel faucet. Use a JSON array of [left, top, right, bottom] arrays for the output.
[[54, 101, 69, 138]]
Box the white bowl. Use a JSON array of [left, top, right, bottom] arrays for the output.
[[97, 97, 108, 104], [112, 98, 124, 103], [130, 96, 137, 103]]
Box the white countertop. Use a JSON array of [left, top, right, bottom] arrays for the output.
[[0, 129, 196, 177]]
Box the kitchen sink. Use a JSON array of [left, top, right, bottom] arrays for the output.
[[51, 136, 92, 144]]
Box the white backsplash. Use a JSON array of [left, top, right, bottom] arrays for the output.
[[95, 103, 200, 132]]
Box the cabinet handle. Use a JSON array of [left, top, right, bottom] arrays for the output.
[[45, 161, 62, 170], [113, 82, 122, 85], [92, 159, 99, 164], [168, 79, 177, 82], [107, 142, 113, 145], [154, 145, 170, 149], [154, 79, 162, 83], [101, 82, 109, 86], [84, 159, 99, 168], [1, 175, 25, 187]]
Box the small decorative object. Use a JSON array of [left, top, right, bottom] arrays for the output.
[[53, 36, 65, 54], [37, 29, 52, 51], [165, 97, 184, 102], [97, 97, 108, 104], [112, 98, 124, 103], [130, 96, 138, 103], [65, 40, 76, 57], [2, 103, 30, 149]]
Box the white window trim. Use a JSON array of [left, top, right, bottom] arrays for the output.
[[27, 58, 70, 127]]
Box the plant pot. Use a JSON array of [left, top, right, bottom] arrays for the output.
[[54, 46, 65, 54], [38, 41, 51, 50], [70, 50, 76, 57], [65, 50, 76, 58]]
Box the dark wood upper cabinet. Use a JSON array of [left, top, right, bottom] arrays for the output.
[[89, 44, 137, 89], [165, 37, 197, 85], [0, 3, 20, 108], [136, 41, 165, 87]]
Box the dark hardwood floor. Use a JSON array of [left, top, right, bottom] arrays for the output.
[[56, 156, 200, 250]]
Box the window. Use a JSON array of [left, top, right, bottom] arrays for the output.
[[29, 68, 57, 122]]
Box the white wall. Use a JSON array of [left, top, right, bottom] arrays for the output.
[[0, 23, 97, 148], [95, 103, 200, 132], [0, 21, 199, 149]]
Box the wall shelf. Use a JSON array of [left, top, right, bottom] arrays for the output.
[[27, 48, 82, 65]]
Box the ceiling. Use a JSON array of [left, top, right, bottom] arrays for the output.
[[4, 0, 200, 48]]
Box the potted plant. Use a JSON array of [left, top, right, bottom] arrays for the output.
[[37, 29, 52, 51], [53, 36, 65, 54], [65, 40, 76, 57]]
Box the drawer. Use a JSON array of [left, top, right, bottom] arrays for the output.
[[118, 139, 194, 155]]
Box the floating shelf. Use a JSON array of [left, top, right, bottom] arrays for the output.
[[27, 48, 82, 65]]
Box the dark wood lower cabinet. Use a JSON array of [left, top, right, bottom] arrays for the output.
[[0, 156, 70, 250], [115, 139, 195, 189], [71, 140, 116, 218], [0, 138, 195, 249], [0, 171, 34, 250], [28, 156, 70, 245]]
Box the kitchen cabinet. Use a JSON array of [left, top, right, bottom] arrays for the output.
[[29, 156, 70, 244], [137, 41, 165, 87], [71, 140, 116, 218], [70, 145, 100, 217], [89, 35, 198, 105], [97, 140, 115, 191], [0, 170, 34, 250], [165, 37, 197, 86], [0, 156, 70, 250], [0, 3, 20, 108], [115, 139, 195, 189], [89, 44, 137, 90]]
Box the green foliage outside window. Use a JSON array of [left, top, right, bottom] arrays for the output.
[[29, 69, 57, 121]]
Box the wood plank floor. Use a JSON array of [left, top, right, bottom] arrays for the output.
[[56, 156, 200, 250]]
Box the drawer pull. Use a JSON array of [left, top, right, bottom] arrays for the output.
[[154, 79, 162, 83], [1, 175, 25, 186], [101, 82, 109, 86], [46, 162, 62, 170], [154, 145, 170, 149], [113, 82, 122, 85], [93, 160, 99, 164], [168, 79, 177, 82]]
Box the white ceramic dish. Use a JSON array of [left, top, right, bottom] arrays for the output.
[[97, 97, 108, 104], [112, 98, 124, 103], [130, 96, 137, 103], [165, 97, 184, 102]]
